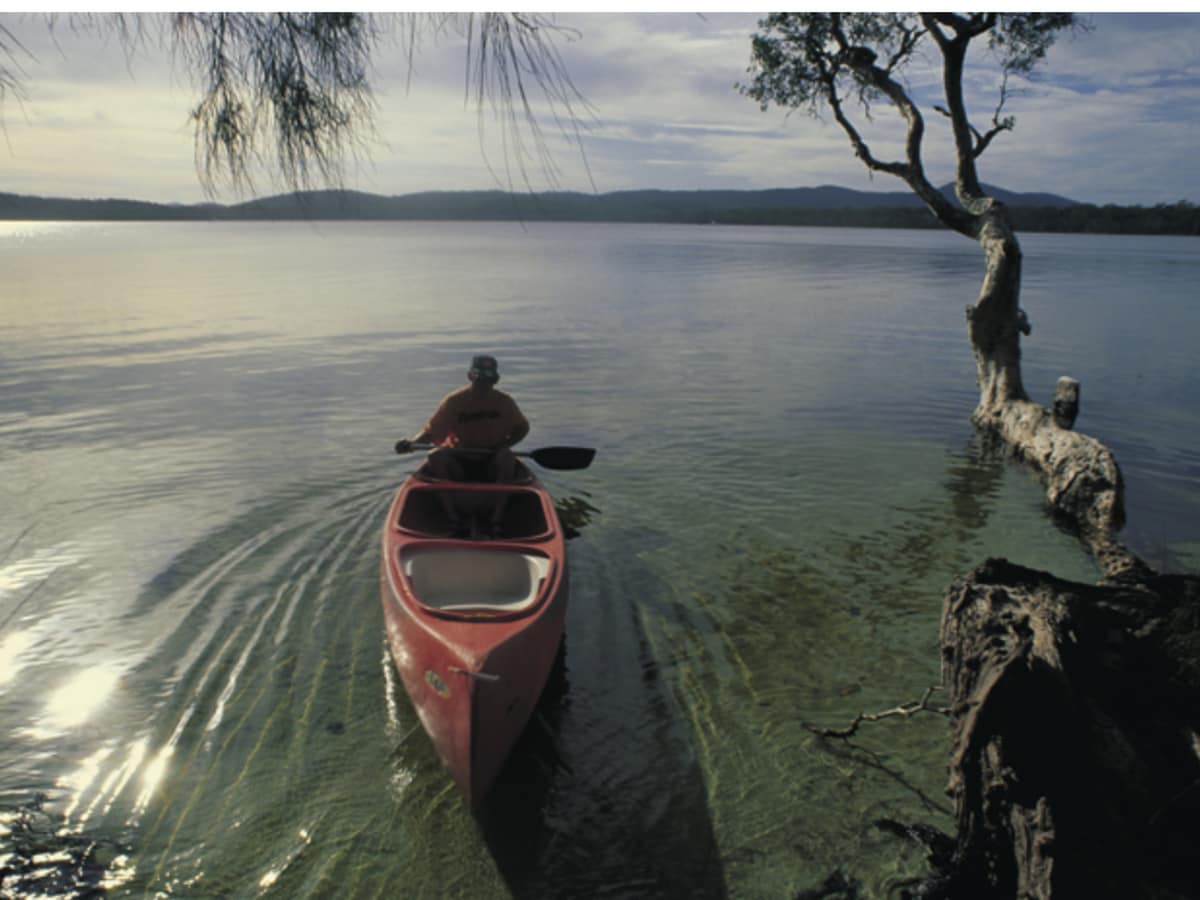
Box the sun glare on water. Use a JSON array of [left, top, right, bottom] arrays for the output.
[[30, 666, 122, 738], [0, 630, 36, 689]]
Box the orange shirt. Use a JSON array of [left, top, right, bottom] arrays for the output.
[[423, 385, 528, 449]]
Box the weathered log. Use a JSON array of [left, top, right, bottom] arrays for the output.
[[970, 393, 1149, 581], [975, 397, 1122, 529], [928, 558, 1200, 900]]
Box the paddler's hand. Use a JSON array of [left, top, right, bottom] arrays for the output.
[[394, 439, 413, 454]]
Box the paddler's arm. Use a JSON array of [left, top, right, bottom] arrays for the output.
[[500, 419, 529, 449], [499, 402, 530, 449], [394, 428, 432, 454], [395, 396, 455, 454]]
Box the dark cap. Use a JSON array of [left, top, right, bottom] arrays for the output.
[[469, 354, 500, 382]]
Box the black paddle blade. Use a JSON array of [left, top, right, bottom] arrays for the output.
[[526, 446, 596, 470]]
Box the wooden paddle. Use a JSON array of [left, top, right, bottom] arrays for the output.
[[396, 441, 595, 471]]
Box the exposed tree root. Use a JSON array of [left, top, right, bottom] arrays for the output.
[[925, 558, 1200, 899]]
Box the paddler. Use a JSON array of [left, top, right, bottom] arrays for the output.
[[394, 354, 530, 536]]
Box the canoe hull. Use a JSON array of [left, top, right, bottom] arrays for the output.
[[379, 473, 567, 805]]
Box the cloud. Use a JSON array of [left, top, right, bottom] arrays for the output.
[[1049, 14, 1200, 88], [0, 12, 1196, 204], [961, 15, 1200, 204]]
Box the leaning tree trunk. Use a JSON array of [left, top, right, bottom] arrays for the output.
[[961, 205, 1145, 579]]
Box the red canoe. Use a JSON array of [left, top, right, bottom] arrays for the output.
[[379, 464, 568, 805]]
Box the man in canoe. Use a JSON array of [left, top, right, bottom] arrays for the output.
[[395, 355, 530, 535]]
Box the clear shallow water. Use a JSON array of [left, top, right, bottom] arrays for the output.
[[0, 221, 1197, 898]]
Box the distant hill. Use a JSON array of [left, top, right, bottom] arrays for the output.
[[212, 183, 1084, 221], [0, 184, 1076, 220], [1, 185, 1195, 235], [0, 193, 225, 221]]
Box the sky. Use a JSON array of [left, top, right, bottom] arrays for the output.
[[0, 11, 1197, 206]]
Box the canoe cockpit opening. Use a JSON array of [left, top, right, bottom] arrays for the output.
[[398, 487, 551, 540], [402, 547, 552, 614]]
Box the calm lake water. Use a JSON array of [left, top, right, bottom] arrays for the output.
[[1, 221, 1197, 898]]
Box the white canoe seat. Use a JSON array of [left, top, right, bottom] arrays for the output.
[[403, 547, 552, 612]]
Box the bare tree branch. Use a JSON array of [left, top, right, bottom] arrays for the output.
[[972, 73, 1015, 160], [884, 19, 924, 73], [830, 14, 974, 233], [804, 686, 950, 739], [919, 13, 988, 210], [933, 71, 1014, 163]]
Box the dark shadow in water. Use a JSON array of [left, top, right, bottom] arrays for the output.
[[822, 741, 953, 821], [476, 526, 729, 900], [897, 432, 1012, 583], [474, 641, 571, 889], [944, 432, 1009, 536]]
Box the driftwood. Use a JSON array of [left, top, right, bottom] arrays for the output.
[[927, 558, 1200, 899]]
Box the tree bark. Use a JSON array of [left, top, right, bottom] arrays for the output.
[[962, 206, 1143, 579], [965, 210, 1027, 408], [929, 559, 1200, 900]]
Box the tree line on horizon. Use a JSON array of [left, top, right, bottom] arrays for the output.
[[0, 191, 1195, 236], [711, 201, 1199, 236]]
